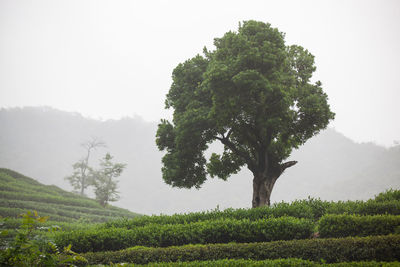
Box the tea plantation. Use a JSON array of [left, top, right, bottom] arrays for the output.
[[1, 168, 400, 266], [0, 168, 140, 224], [75, 190, 400, 266]]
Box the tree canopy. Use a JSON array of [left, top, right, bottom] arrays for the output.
[[65, 138, 106, 196], [156, 21, 334, 207], [90, 153, 126, 207]]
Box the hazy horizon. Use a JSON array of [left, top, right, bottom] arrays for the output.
[[1, 106, 399, 214], [1, 0, 400, 147], [1, 105, 397, 150]]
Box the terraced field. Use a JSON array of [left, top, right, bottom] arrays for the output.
[[1, 168, 399, 266], [0, 168, 140, 224], [56, 189, 399, 266]]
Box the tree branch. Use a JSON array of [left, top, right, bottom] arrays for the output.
[[281, 160, 297, 173], [215, 135, 256, 173]]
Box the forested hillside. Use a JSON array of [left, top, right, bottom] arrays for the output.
[[0, 107, 399, 214]]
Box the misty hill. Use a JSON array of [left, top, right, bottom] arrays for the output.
[[0, 168, 140, 222], [0, 106, 399, 215]]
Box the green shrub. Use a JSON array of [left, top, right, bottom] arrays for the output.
[[318, 214, 400, 238], [375, 189, 400, 202], [121, 258, 400, 266], [103, 203, 318, 230], [82, 235, 400, 265], [326, 200, 400, 216], [0, 211, 87, 266], [55, 217, 313, 253], [104, 198, 400, 230], [131, 259, 400, 267]]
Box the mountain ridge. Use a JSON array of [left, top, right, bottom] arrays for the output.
[[1, 106, 399, 214]]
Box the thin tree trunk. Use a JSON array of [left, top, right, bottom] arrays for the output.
[[252, 174, 277, 208], [80, 178, 85, 196]]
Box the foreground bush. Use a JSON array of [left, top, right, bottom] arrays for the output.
[[0, 211, 86, 267], [55, 217, 313, 253], [82, 235, 400, 265], [318, 214, 400, 238]]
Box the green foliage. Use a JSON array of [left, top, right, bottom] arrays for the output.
[[325, 199, 400, 216], [102, 204, 315, 229], [64, 160, 92, 196], [156, 20, 334, 200], [104, 198, 400, 229], [375, 189, 400, 202], [54, 217, 313, 253], [64, 138, 106, 196], [0, 188, 103, 209], [1, 218, 93, 232], [90, 153, 126, 207], [318, 214, 400, 238], [0, 199, 138, 219], [0, 211, 87, 267], [82, 235, 400, 265], [93, 258, 400, 267]]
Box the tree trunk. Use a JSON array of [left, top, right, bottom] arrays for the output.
[[251, 160, 298, 208], [80, 178, 85, 196], [252, 173, 277, 208]]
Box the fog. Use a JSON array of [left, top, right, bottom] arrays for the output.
[[1, 107, 399, 214], [1, 1, 400, 214], [1, 0, 399, 147]]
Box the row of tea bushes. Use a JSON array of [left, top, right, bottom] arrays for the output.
[[81, 235, 400, 265], [0, 168, 141, 223], [105, 259, 400, 267], [103, 198, 400, 229], [0, 199, 135, 219], [61, 213, 400, 254], [374, 189, 400, 202], [0, 207, 73, 222], [318, 214, 400, 238], [0, 190, 103, 209], [55, 217, 313, 253]]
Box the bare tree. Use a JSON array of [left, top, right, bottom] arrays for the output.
[[65, 137, 106, 196]]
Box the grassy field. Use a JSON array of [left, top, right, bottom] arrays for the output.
[[1, 168, 399, 266]]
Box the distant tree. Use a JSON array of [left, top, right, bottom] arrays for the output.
[[156, 21, 335, 207], [65, 137, 106, 196], [90, 153, 126, 207]]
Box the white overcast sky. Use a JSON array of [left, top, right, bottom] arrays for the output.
[[0, 0, 399, 146]]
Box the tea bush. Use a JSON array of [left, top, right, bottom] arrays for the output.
[[318, 214, 400, 238], [55, 217, 313, 253], [81, 234, 400, 265]]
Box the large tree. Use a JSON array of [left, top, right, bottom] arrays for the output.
[[156, 21, 335, 207]]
